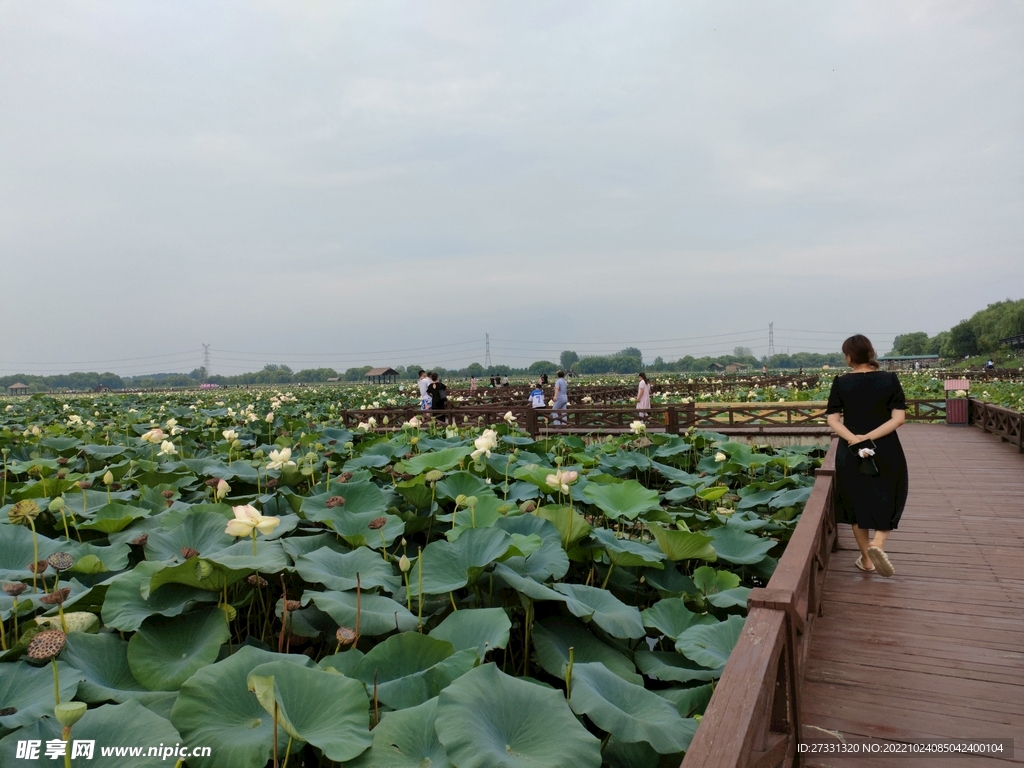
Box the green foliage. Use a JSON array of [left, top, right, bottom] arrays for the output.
[[0, 388, 826, 767]]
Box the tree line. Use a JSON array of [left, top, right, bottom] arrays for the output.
[[889, 298, 1024, 359]]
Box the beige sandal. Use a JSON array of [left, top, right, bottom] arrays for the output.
[[855, 555, 875, 572], [867, 546, 894, 577]]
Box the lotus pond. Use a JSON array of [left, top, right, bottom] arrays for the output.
[[0, 392, 823, 767]]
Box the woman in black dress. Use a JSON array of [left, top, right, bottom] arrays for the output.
[[825, 335, 908, 577], [427, 372, 448, 423]]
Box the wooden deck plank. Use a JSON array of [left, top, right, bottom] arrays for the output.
[[800, 424, 1024, 764]]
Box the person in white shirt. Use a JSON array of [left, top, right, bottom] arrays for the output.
[[417, 370, 431, 410]]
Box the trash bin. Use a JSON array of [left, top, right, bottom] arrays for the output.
[[944, 379, 970, 425], [946, 397, 968, 425]]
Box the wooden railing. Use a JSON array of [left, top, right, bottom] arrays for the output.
[[681, 440, 838, 768], [341, 399, 945, 436], [969, 399, 1024, 452]]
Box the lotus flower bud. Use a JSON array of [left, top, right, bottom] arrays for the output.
[[54, 701, 86, 728], [102, 470, 114, 486], [399, 555, 411, 572]]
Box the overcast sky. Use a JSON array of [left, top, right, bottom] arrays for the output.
[[1, 1, 1021, 376]]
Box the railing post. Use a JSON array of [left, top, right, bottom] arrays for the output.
[[684, 402, 696, 429], [525, 408, 538, 438], [667, 406, 679, 435]]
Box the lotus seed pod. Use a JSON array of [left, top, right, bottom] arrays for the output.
[[464, 496, 478, 508], [325, 496, 346, 508], [9, 500, 40, 524], [130, 534, 149, 547], [40, 587, 71, 606], [3, 582, 27, 597], [496, 505, 513, 515], [247, 574, 268, 587], [47, 497, 66, 514], [425, 470, 444, 483], [54, 701, 87, 728], [196, 561, 214, 579], [367, 516, 387, 530], [181, 547, 200, 560], [399, 555, 411, 573], [47, 552, 74, 572], [455, 494, 467, 506], [27, 629, 66, 660], [29, 560, 49, 575], [283, 599, 302, 612], [220, 604, 237, 621], [77, 481, 92, 490], [336, 626, 356, 647], [519, 500, 537, 513]]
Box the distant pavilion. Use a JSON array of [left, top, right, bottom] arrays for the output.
[[364, 367, 399, 385]]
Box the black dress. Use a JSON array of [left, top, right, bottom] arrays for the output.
[[826, 371, 909, 530]]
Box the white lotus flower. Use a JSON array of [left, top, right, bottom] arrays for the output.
[[165, 418, 177, 429], [404, 416, 422, 429], [158, 440, 177, 457], [4, 405, 12, 412], [141, 428, 167, 444], [266, 447, 296, 471], [31, 425, 41, 436], [714, 452, 727, 462], [66, 414, 83, 426], [214, 479, 231, 500], [471, 429, 499, 460], [630, 420, 646, 435], [545, 469, 579, 495], [222, 429, 239, 441], [265, 412, 275, 423], [504, 411, 517, 424], [224, 505, 280, 537]]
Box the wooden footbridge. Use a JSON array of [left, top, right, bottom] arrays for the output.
[[681, 399, 1024, 767], [341, 397, 1024, 766]]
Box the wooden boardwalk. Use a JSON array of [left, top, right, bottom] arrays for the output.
[[801, 424, 1024, 766]]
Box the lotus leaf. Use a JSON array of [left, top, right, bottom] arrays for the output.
[[435, 663, 602, 768], [568, 662, 696, 754]]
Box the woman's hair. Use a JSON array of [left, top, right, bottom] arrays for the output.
[[638, 372, 648, 383], [430, 372, 438, 381], [841, 335, 879, 369], [557, 370, 565, 378]]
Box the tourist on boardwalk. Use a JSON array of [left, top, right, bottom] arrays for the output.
[[469, 375, 477, 393], [417, 370, 431, 411], [825, 335, 908, 577], [636, 372, 651, 419], [427, 372, 448, 422], [551, 370, 568, 425], [529, 383, 545, 409]]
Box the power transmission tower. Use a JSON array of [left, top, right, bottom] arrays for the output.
[[484, 334, 491, 369], [768, 323, 775, 357], [202, 344, 211, 379]]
